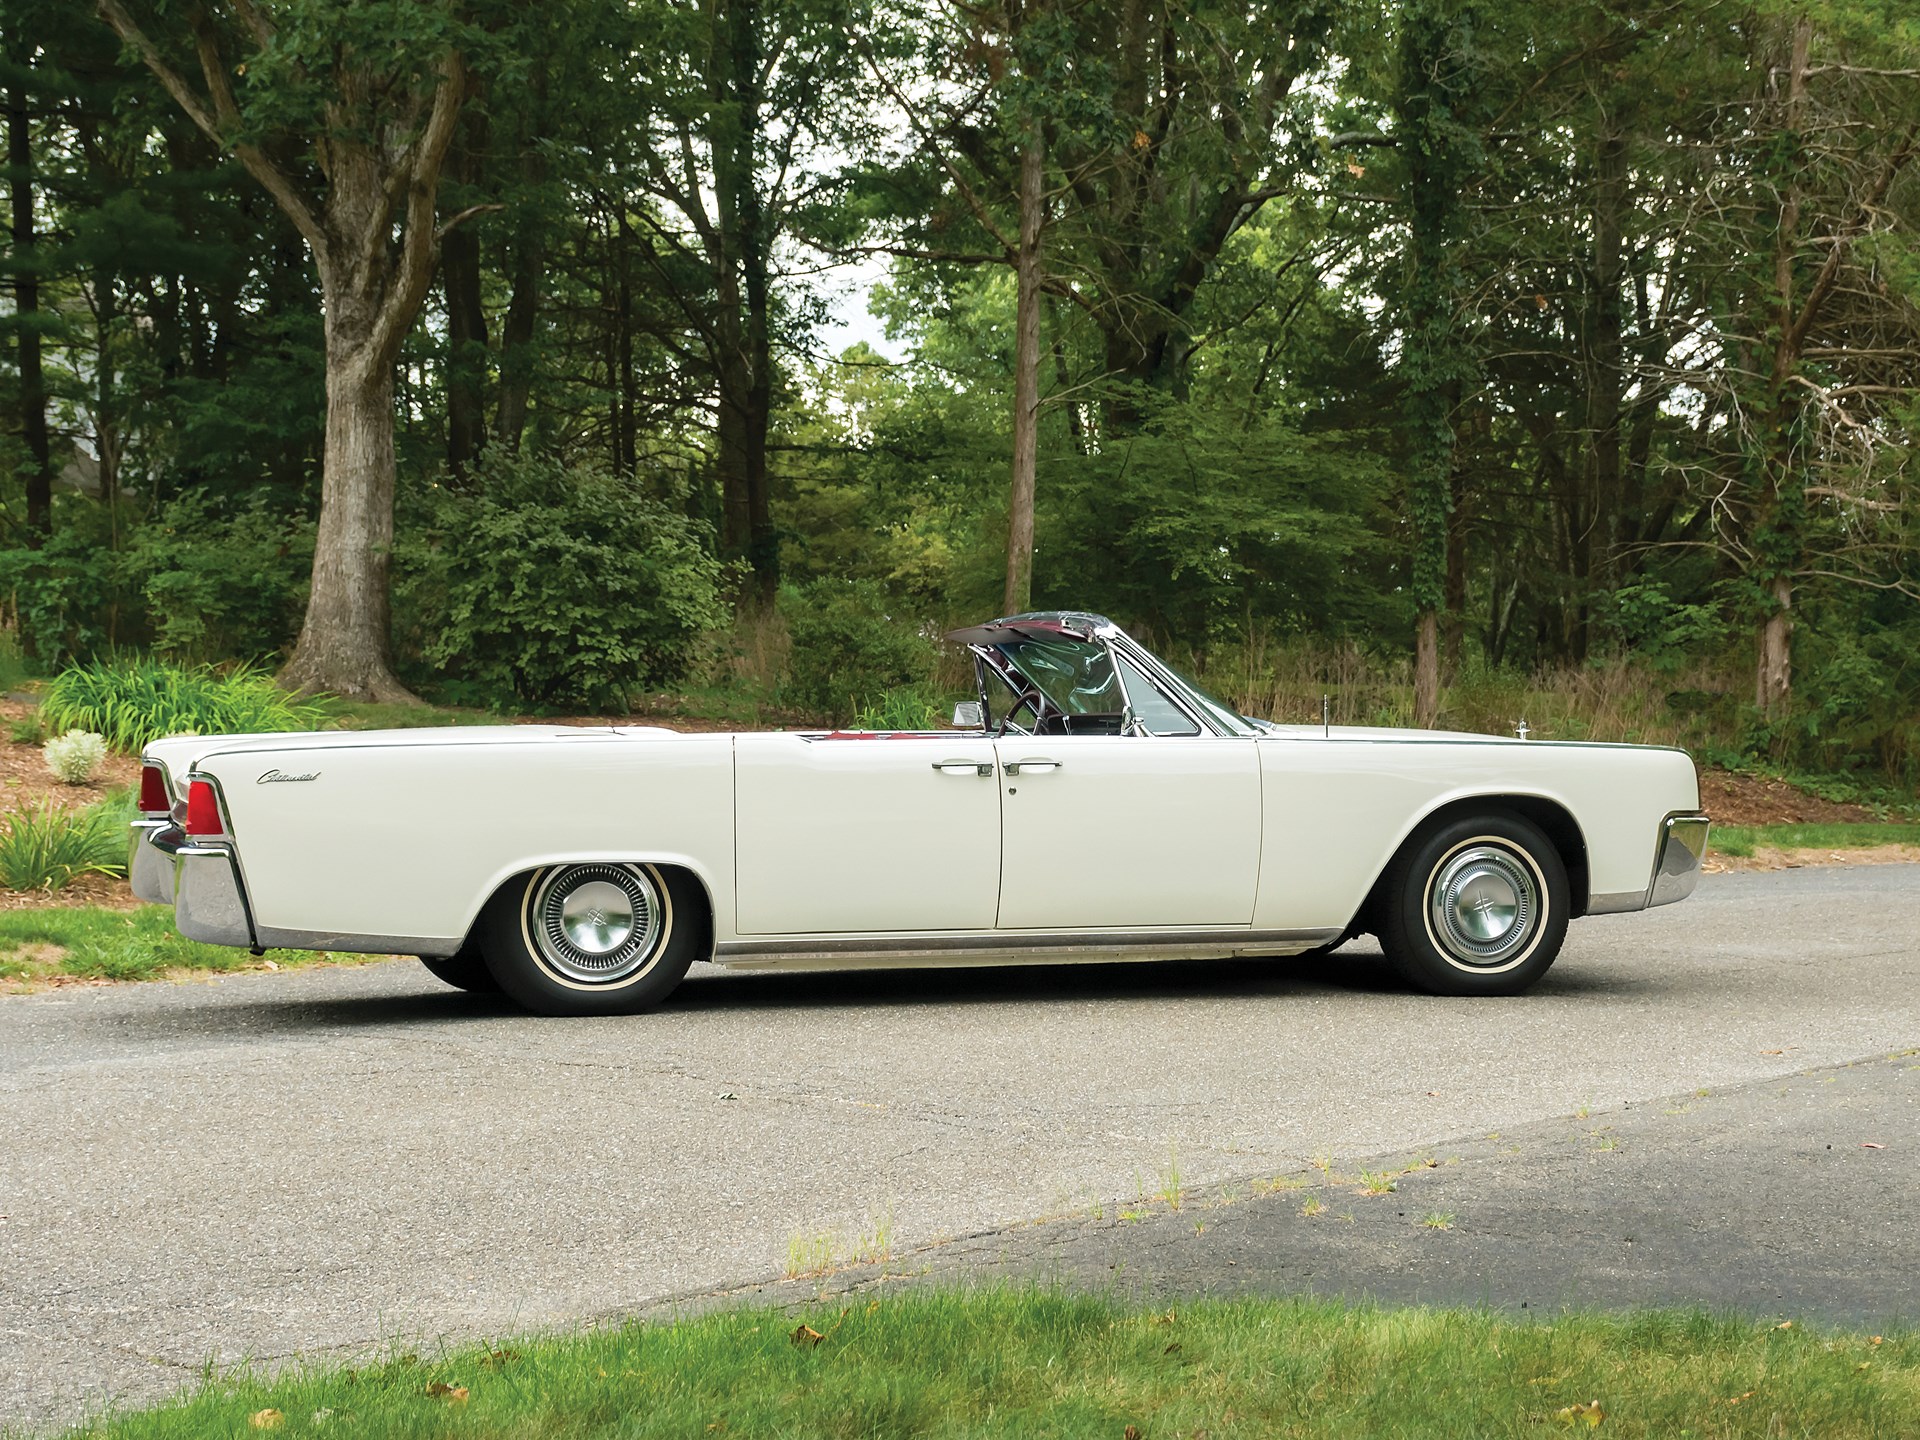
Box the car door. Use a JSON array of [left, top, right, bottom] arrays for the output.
[[734, 733, 1001, 934], [993, 729, 1263, 930]]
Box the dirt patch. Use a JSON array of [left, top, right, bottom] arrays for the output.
[[1705, 843, 1920, 873], [1698, 769, 1881, 826], [0, 699, 141, 813], [0, 875, 145, 911]]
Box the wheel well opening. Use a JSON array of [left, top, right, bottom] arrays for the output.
[[458, 861, 718, 960], [1355, 794, 1592, 933]]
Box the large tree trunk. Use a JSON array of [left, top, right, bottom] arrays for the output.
[[1414, 610, 1440, 728], [1756, 575, 1792, 718], [1003, 123, 1044, 616], [442, 217, 489, 484], [280, 306, 411, 701], [8, 38, 50, 545]]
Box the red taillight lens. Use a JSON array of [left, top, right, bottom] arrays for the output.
[[139, 764, 169, 815], [185, 780, 223, 837]]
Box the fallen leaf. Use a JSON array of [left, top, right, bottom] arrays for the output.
[[1124, 1427, 1142, 1440], [1871, 1336, 1884, 1346], [1553, 1399, 1606, 1427], [1725, 1390, 1757, 1406], [425, 1382, 469, 1405], [1857, 1362, 1872, 1371], [1775, 1320, 1794, 1330], [1861, 1142, 1884, 1150], [249, 1411, 284, 1430], [791, 1324, 824, 1348], [1760, 1049, 1784, 1055], [482, 1349, 519, 1368]]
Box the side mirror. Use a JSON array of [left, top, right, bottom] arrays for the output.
[[952, 701, 984, 729]]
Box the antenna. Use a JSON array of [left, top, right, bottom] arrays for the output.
[[1322, 693, 1330, 738]]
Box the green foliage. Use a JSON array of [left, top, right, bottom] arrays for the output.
[[1711, 823, 1920, 859], [854, 687, 945, 731], [398, 450, 726, 711], [779, 579, 935, 723], [42, 657, 330, 754], [0, 519, 126, 666], [125, 495, 315, 664], [0, 798, 131, 891]]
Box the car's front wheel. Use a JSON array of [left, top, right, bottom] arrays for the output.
[[480, 862, 700, 1016], [1379, 811, 1569, 996]]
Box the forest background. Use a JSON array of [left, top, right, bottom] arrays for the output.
[[3, 0, 1918, 796]]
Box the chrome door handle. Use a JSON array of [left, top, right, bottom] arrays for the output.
[[1003, 759, 1061, 776], [932, 760, 994, 776]]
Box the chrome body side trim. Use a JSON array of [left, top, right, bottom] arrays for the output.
[[128, 820, 178, 905], [711, 926, 1342, 971], [252, 926, 465, 957], [1649, 813, 1711, 908], [1585, 890, 1647, 916]]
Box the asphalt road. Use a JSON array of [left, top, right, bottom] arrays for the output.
[[4, 866, 1919, 1431]]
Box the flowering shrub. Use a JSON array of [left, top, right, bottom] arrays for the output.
[[42, 729, 108, 785]]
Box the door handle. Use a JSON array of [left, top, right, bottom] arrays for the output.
[[1003, 759, 1061, 776], [932, 760, 994, 776]]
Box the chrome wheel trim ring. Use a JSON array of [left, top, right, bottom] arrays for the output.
[[525, 864, 665, 985], [1422, 840, 1546, 973]]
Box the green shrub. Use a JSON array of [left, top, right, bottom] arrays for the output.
[[398, 450, 726, 710], [0, 799, 130, 891], [42, 656, 330, 753], [780, 579, 934, 723], [125, 494, 315, 664], [854, 686, 944, 731], [0, 521, 125, 666]]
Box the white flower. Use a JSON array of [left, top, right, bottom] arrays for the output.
[[43, 729, 108, 785]]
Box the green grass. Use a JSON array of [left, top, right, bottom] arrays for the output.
[[68, 1290, 1917, 1439], [0, 905, 329, 984], [42, 656, 333, 754], [1709, 823, 1920, 858], [0, 797, 132, 890]]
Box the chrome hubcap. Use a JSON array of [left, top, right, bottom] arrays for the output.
[[1427, 845, 1539, 968], [530, 865, 663, 984]]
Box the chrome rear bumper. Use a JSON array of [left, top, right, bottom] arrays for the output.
[[130, 821, 255, 949]]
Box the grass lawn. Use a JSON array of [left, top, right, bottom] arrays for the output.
[[0, 905, 351, 986], [1709, 822, 1920, 858], [72, 1291, 1915, 1439]]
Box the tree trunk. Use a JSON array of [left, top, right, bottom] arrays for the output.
[[442, 216, 489, 483], [8, 39, 50, 544], [493, 229, 541, 451], [1414, 610, 1440, 728], [280, 309, 412, 701], [1004, 123, 1044, 616], [1756, 575, 1792, 719]]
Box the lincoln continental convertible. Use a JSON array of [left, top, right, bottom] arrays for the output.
[[130, 612, 1708, 1015]]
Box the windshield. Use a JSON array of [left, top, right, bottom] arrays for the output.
[[997, 636, 1125, 715]]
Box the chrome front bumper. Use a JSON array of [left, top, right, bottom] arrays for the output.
[[129, 822, 256, 949], [1587, 811, 1711, 915], [1649, 813, 1711, 907]]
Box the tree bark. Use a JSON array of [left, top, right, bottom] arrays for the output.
[[1414, 610, 1440, 728], [1756, 575, 1792, 717], [442, 215, 489, 484], [8, 35, 51, 544], [1003, 122, 1044, 616]]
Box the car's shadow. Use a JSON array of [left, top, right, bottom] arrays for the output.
[[122, 941, 1663, 1038]]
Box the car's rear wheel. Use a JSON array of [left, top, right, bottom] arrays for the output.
[[480, 862, 700, 1015], [419, 948, 499, 993], [1379, 811, 1569, 996]]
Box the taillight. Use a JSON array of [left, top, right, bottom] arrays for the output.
[[185, 779, 224, 838], [138, 764, 170, 815]]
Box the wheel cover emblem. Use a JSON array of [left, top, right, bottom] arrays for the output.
[[1428, 845, 1538, 967], [530, 865, 664, 984]]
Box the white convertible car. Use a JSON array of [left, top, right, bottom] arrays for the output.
[[130, 612, 1708, 1014]]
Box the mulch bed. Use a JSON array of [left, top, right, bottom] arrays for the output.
[[1698, 769, 1881, 826]]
